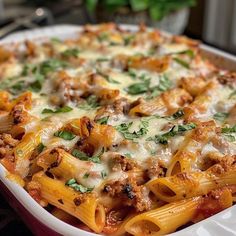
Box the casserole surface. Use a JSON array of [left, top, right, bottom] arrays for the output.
[[0, 24, 236, 236]]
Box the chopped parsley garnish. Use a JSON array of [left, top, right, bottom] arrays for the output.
[[72, 147, 105, 164], [9, 78, 43, 94], [54, 130, 76, 140], [96, 116, 109, 125], [126, 74, 172, 98], [147, 75, 172, 99], [42, 106, 73, 114], [170, 49, 194, 58], [126, 79, 150, 95], [221, 124, 236, 142], [147, 123, 196, 145], [29, 80, 42, 92], [39, 59, 68, 75], [0, 76, 19, 90], [171, 109, 184, 119], [173, 58, 190, 69], [37, 143, 45, 153], [29, 69, 45, 93], [83, 173, 90, 179], [222, 125, 236, 133], [101, 170, 107, 179], [127, 69, 137, 79], [124, 35, 135, 45], [116, 119, 149, 141], [65, 178, 93, 193], [61, 48, 80, 57], [213, 112, 229, 122], [78, 95, 100, 110], [9, 81, 25, 93], [160, 110, 185, 121], [21, 64, 31, 76], [5, 63, 46, 93], [124, 153, 132, 158]]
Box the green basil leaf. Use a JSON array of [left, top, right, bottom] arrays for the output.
[[96, 116, 109, 125], [101, 170, 107, 179], [173, 58, 190, 69], [213, 112, 229, 122], [116, 120, 149, 141], [127, 69, 137, 79], [222, 125, 236, 133], [66, 178, 93, 193], [126, 80, 150, 95], [72, 147, 105, 164], [42, 106, 73, 114], [172, 109, 184, 119], [61, 48, 80, 57], [147, 123, 196, 145], [54, 130, 76, 140], [178, 123, 196, 132], [72, 149, 89, 160], [146, 75, 172, 99], [10, 81, 25, 93], [78, 95, 100, 110], [37, 143, 45, 153], [29, 80, 42, 92], [83, 173, 90, 179], [40, 59, 68, 75], [170, 49, 194, 58], [124, 153, 132, 158], [123, 35, 135, 45]]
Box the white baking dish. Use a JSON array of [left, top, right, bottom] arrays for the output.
[[0, 24, 236, 236]]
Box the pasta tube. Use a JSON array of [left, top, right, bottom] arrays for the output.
[[147, 167, 236, 202], [32, 172, 105, 233], [125, 188, 232, 236]]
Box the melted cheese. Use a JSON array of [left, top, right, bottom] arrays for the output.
[[1, 25, 236, 197]]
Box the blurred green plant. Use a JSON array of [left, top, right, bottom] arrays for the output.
[[85, 0, 196, 21]]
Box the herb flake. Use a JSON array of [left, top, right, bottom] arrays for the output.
[[42, 106, 73, 114], [72, 148, 105, 163], [65, 178, 93, 193], [54, 130, 76, 140], [213, 112, 229, 122], [173, 58, 190, 69], [147, 123, 196, 145], [96, 116, 109, 125]]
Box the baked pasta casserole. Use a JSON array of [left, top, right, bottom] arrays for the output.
[[0, 23, 236, 235]]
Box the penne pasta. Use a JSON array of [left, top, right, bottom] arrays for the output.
[[167, 121, 216, 176], [125, 188, 232, 235], [129, 88, 192, 116], [37, 148, 94, 182], [147, 165, 236, 202], [32, 172, 105, 233]]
